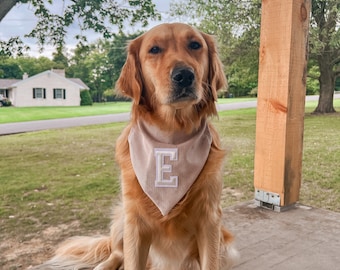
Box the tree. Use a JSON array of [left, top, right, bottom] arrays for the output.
[[80, 90, 93, 106], [0, 59, 22, 79], [171, 0, 339, 112], [107, 32, 141, 83], [0, 37, 29, 57], [0, 54, 66, 79], [67, 33, 141, 102], [171, 0, 261, 97], [52, 47, 69, 69], [310, 0, 340, 113], [0, 0, 161, 54], [15, 56, 55, 76], [101, 32, 142, 101]]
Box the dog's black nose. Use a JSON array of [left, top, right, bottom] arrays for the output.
[[171, 68, 195, 88]]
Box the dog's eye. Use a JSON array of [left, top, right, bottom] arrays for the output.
[[149, 46, 162, 54], [188, 41, 201, 50]]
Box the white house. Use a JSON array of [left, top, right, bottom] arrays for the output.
[[0, 69, 89, 107]]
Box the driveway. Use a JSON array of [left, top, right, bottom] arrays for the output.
[[0, 94, 339, 136]]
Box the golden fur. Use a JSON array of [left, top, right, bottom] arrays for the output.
[[37, 23, 238, 270]]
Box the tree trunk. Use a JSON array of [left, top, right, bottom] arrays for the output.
[[313, 54, 336, 114]]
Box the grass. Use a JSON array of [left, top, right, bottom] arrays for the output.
[[0, 98, 257, 124], [0, 100, 339, 268], [0, 124, 127, 238], [0, 102, 132, 124], [0, 97, 337, 124], [217, 97, 256, 104], [1, 106, 339, 232]]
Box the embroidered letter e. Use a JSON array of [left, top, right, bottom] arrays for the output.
[[154, 148, 178, 188]]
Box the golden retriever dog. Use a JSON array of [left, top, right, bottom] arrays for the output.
[[35, 23, 238, 270]]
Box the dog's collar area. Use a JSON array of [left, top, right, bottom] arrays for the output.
[[128, 120, 212, 216], [136, 119, 206, 145]]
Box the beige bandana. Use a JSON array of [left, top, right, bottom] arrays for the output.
[[128, 120, 212, 216]]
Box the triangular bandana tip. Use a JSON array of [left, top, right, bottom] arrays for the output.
[[128, 120, 212, 216]]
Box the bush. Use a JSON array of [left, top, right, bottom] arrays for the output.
[[80, 90, 93, 106], [248, 87, 258, 97], [0, 99, 11, 107]]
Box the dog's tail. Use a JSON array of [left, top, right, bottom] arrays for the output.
[[32, 205, 125, 270], [32, 236, 113, 270]]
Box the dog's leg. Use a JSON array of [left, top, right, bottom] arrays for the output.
[[196, 222, 221, 270], [193, 197, 223, 270], [123, 214, 151, 270]]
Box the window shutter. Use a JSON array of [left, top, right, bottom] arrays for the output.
[[43, 88, 46, 99], [63, 89, 66, 99], [53, 89, 56, 99], [33, 88, 36, 99]]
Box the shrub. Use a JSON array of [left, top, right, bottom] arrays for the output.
[[80, 90, 93, 106], [248, 87, 258, 97], [0, 99, 11, 107]]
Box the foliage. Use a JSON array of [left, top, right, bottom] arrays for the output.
[[248, 87, 257, 97], [67, 33, 141, 102], [171, 0, 339, 110], [306, 63, 320, 95], [80, 90, 93, 106], [309, 0, 340, 113], [0, 37, 30, 57], [171, 0, 261, 96], [0, 0, 161, 55], [0, 60, 22, 79], [17, 56, 55, 76], [103, 88, 128, 102], [0, 55, 60, 79], [0, 33, 140, 102], [0, 99, 12, 106], [52, 47, 69, 69]]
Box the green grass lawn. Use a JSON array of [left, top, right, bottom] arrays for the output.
[[1, 97, 339, 124], [0, 100, 339, 268], [0, 98, 257, 124], [0, 102, 133, 124], [1, 107, 339, 235]]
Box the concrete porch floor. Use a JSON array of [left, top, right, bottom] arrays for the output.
[[223, 201, 340, 270]]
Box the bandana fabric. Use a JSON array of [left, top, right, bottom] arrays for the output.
[[128, 120, 212, 216]]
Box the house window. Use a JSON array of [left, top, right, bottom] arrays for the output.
[[0, 89, 7, 98], [53, 88, 66, 99], [33, 88, 46, 99]]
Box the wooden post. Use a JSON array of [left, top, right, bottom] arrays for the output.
[[254, 0, 310, 211]]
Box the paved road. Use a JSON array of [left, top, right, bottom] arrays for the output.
[[0, 94, 339, 136], [0, 112, 131, 135]]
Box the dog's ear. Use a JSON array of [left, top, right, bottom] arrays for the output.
[[115, 37, 143, 105], [202, 33, 227, 101]]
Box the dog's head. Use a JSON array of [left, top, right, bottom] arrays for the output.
[[116, 23, 226, 131]]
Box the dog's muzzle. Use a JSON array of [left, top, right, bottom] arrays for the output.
[[170, 67, 197, 103]]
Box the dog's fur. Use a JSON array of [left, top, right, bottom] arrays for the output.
[[36, 23, 238, 270]]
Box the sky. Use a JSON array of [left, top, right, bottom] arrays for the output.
[[0, 0, 184, 58]]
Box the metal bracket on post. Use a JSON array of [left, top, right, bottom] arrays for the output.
[[254, 189, 284, 212]]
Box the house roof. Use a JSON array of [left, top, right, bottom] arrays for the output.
[[0, 79, 21, 89], [68, 78, 89, 89], [0, 70, 89, 90]]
